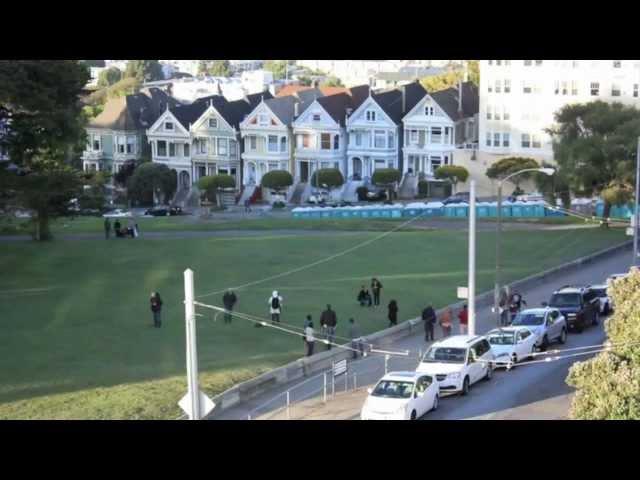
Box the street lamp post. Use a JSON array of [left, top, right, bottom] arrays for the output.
[[633, 137, 640, 267], [494, 168, 555, 327]]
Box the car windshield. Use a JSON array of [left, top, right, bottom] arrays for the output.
[[488, 332, 515, 345], [592, 288, 607, 298], [549, 293, 581, 307], [422, 347, 467, 364], [371, 380, 414, 399], [512, 313, 545, 326]]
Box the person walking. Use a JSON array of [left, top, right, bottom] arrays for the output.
[[357, 285, 372, 307], [150, 292, 163, 328], [268, 291, 283, 323], [348, 318, 364, 359], [244, 198, 252, 213], [458, 304, 469, 335], [320, 304, 337, 350], [104, 217, 111, 239], [387, 300, 398, 327], [114, 220, 122, 238], [305, 321, 315, 357], [439, 307, 452, 337], [222, 290, 237, 324], [303, 314, 312, 349], [422, 304, 436, 342], [371, 278, 383, 307]]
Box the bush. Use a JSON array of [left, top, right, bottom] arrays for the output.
[[127, 163, 176, 206], [486, 157, 540, 182], [418, 180, 429, 198], [310, 168, 344, 189], [261, 170, 293, 192], [434, 165, 469, 185], [272, 201, 286, 209], [197, 174, 236, 203], [356, 186, 369, 201], [372, 168, 401, 186]]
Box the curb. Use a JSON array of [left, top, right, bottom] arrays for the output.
[[206, 239, 632, 419]]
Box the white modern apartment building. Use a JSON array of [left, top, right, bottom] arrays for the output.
[[479, 60, 640, 161]]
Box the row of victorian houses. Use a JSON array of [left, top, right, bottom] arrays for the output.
[[81, 80, 479, 203]]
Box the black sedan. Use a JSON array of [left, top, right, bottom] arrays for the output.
[[145, 206, 183, 217]]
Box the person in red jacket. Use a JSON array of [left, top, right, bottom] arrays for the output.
[[458, 304, 468, 335]]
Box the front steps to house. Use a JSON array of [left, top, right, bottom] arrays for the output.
[[238, 184, 256, 205], [341, 179, 364, 203], [398, 174, 419, 199], [289, 182, 307, 204]]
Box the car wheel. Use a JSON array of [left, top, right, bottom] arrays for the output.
[[461, 376, 470, 396], [559, 328, 567, 345], [410, 409, 417, 420], [576, 321, 584, 333], [593, 311, 599, 326], [604, 303, 610, 315], [541, 335, 549, 351], [529, 345, 536, 360], [484, 363, 493, 380], [511, 353, 518, 367], [432, 394, 439, 411]]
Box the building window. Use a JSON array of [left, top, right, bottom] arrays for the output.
[[312, 113, 321, 121], [521, 134, 531, 148], [321, 133, 331, 150], [117, 138, 125, 154], [249, 136, 257, 150], [572, 61, 580, 68], [494, 107, 501, 121], [495, 80, 502, 93], [209, 118, 218, 128], [184, 143, 190, 156], [355, 132, 362, 146], [93, 135, 100, 151], [532, 134, 542, 148], [611, 83, 621, 96], [302, 134, 311, 148], [218, 138, 228, 155], [199, 138, 208, 154], [523, 81, 532, 94], [496, 60, 502, 66], [613, 61, 621, 68], [535, 60, 543, 66], [267, 135, 278, 152], [374, 130, 385, 148], [333, 135, 340, 150], [486, 132, 491, 147], [431, 126, 442, 144], [554, 81, 560, 95], [502, 132, 510, 147], [430, 156, 442, 171], [561, 81, 568, 95], [258, 114, 269, 126], [486, 105, 492, 120], [488, 60, 493, 65], [493, 132, 500, 147], [165, 122, 173, 130], [366, 110, 376, 122], [268, 162, 278, 171], [504, 79, 511, 93], [410, 130, 418, 144], [425, 106, 434, 116], [591, 82, 600, 96], [157, 140, 167, 156], [169, 143, 176, 157], [388, 132, 394, 148], [503, 106, 510, 121], [505, 60, 511, 66], [280, 137, 286, 152], [634, 84, 639, 98], [126, 137, 135, 154], [524, 60, 532, 66], [571, 80, 579, 96], [229, 139, 237, 156], [488, 83, 493, 93]]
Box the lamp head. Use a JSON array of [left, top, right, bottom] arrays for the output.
[[539, 168, 555, 176]]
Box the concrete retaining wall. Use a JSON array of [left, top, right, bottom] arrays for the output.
[[207, 239, 632, 418]]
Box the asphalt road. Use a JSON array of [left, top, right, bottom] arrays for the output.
[[226, 245, 631, 421]]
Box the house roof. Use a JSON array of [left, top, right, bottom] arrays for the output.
[[316, 93, 353, 127], [429, 81, 479, 121], [169, 92, 263, 131], [348, 84, 371, 112], [352, 81, 428, 125], [245, 90, 273, 109]]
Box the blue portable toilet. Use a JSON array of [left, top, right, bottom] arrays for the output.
[[476, 202, 490, 218], [511, 201, 525, 217], [500, 201, 512, 218], [444, 204, 457, 217]]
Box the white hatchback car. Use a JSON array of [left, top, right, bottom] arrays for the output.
[[360, 371, 439, 420], [416, 335, 495, 396], [589, 284, 612, 315], [486, 327, 537, 368], [510, 307, 567, 350]]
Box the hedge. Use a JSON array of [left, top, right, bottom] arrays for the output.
[[261, 170, 293, 191], [310, 168, 344, 188], [372, 168, 401, 186]]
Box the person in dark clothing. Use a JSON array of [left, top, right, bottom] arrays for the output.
[[320, 304, 337, 350], [348, 318, 364, 359], [150, 292, 163, 328], [371, 278, 383, 306], [422, 304, 436, 341], [244, 199, 251, 213], [114, 220, 122, 238], [222, 290, 237, 324], [388, 300, 398, 326], [357, 285, 372, 307], [104, 218, 111, 239]]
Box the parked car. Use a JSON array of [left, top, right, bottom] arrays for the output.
[[486, 326, 538, 368], [516, 192, 545, 202], [102, 209, 132, 218], [588, 284, 612, 315], [547, 286, 599, 333], [308, 190, 329, 205], [329, 201, 352, 208], [416, 335, 494, 396], [360, 371, 439, 420], [510, 307, 567, 350], [442, 192, 475, 205], [144, 206, 182, 217], [366, 190, 387, 202]]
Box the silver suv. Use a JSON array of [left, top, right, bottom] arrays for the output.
[[510, 307, 567, 351]]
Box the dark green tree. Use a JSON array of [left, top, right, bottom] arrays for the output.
[[264, 60, 292, 80], [321, 76, 344, 87], [197, 174, 236, 204], [127, 163, 177, 206], [546, 101, 640, 219], [97, 67, 122, 87], [310, 168, 344, 191], [372, 168, 402, 201], [124, 60, 164, 83], [434, 165, 469, 193], [534, 161, 571, 209], [485, 157, 540, 189], [261, 170, 293, 193]]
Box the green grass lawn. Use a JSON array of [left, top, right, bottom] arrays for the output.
[[0, 227, 625, 419]]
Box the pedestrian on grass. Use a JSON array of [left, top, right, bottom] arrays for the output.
[[104, 217, 111, 239], [320, 304, 337, 350], [244, 198, 251, 213], [222, 290, 237, 324], [305, 321, 315, 357], [150, 292, 163, 328], [357, 285, 372, 307], [458, 304, 469, 335], [371, 278, 383, 307], [388, 300, 398, 327], [268, 291, 283, 323], [440, 307, 452, 337], [422, 304, 436, 342], [348, 318, 364, 359], [114, 220, 122, 238]]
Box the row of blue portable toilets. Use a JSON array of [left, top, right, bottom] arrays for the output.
[[292, 201, 560, 219]]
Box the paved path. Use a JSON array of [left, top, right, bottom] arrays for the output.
[[216, 246, 631, 420]]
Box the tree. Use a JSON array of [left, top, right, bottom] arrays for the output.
[[124, 60, 163, 83], [197, 174, 235, 205], [78, 170, 110, 211], [0, 60, 90, 240], [198, 60, 231, 77], [261, 170, 293, 194], [566, 268, 640, 419], [264, 60, 292, 80], [485, 157, 540, 189], [420, 60, 479, 91], [310, 168, 344, 191], [126, 163, 177, 206], [97, 67, 122, 88], [546, 101, 640, 219], [434, 165, 469, 193], [534, 161, 571, 208], [321, 76, 343, 88], [80, 60, 106, 68], [113, 161, 137, 187], [372, 168, 402, 201], [297, 76, 313, 87]]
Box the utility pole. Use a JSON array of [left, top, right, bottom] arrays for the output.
[[494, 180, 503, 327], [184, 268, 200, 420], [468, 180, 476, 335], [633, 137, 640, 267]]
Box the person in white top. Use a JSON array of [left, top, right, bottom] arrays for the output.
[[305, 322, 315, 357], [268, 291, 283, 323]]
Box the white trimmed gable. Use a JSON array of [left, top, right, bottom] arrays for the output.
[[147, 110, 190, 138], [347, 96, 395, 128], [191, 105, 234, 134], [240, 102, 284, 130], [293, 101, 339, 130], [403, 94, 453, 124]]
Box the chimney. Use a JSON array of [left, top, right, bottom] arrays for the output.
[[294, 102, 299, 118], [401, 86, 406, 113], [457, 79, 463, 117]]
